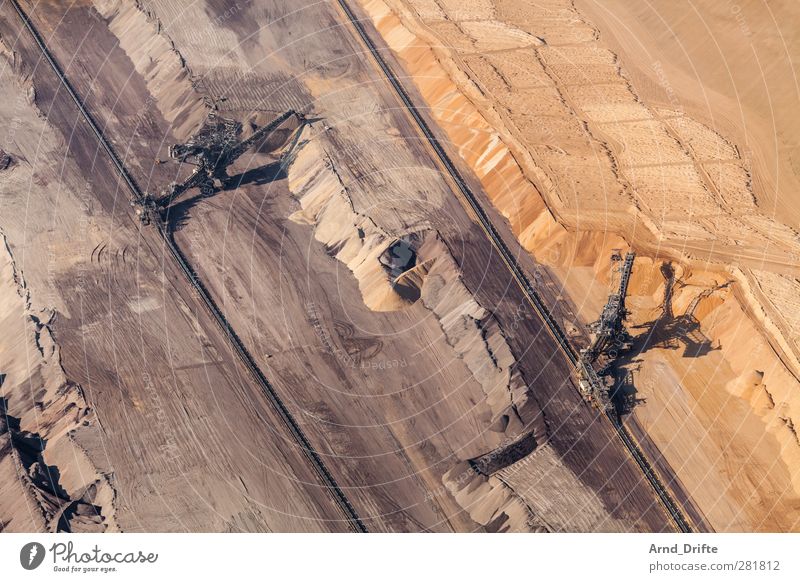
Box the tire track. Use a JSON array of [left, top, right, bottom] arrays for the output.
[[9, 0, 367, 533], [334, 0, 692, 533]]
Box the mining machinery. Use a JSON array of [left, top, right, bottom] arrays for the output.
[[584, 250, 635, 362], [578, 250, 635, 409], [134, 109, 303, 225]]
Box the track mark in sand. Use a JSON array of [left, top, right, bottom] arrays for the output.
[[334, 0, 692, 532], [112, 245, 131, 272], [90, 241, 105, 264], [7, 0, 367, 532], [333, 320, 384, 365]]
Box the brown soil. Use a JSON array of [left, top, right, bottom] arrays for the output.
[[0, 0, 679, 531], [360, 0, 800, 531], [0, 11, 348, 532]]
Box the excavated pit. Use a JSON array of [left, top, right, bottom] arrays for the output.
[[0, 0, 685, 532], [361, 0, 800, 531]]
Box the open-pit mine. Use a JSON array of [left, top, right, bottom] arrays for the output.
[[1, 0, 798, 533]]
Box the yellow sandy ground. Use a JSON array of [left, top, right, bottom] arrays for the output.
[[358, 0, 800, 531]]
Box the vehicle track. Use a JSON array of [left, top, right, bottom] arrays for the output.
[[10, 0, 368, 533], [334, 0, 692, 533]]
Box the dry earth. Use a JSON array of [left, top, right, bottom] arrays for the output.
[[359, 0, 800, 530], [0, 0, 683, 531], [0, 3, 349, 532]]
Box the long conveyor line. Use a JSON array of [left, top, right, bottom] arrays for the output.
[[333, 0, 693, 533], [9, 0, 367, 533]]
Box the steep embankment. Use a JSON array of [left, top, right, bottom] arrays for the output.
[[92, 0, 208, 140], [0, 232, 117, 532], [0, 32, 117, 533], [289, 127, 546, 431], [287, 126, 557, 531], [358, 0, 800, 531]]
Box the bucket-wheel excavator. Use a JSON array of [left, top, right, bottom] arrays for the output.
[[578, 250, 636, 409], [584, 250, 635, 362], [134, 109, 303, 225]]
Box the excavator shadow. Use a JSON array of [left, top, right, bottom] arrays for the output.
[[137, 110, 309, 228], [609, 364, 647, 416], [165, 144, 306, 232], [164, 160, 285, 231], [225, 159, 287, 189], [164, 193, 207, 233], [164, 134, 310, 233], [627, 313, 718, 360], [610, 264, 728, 415], [630, 263, 724, 359]]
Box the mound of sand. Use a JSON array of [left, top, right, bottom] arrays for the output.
[[287, 127, 418, 311], [361, 0, 800, 531], [93, 0, 208, 139], [0, 233, 117, 532], [288, 124, 544, 442], [443, 461, 549, 532]]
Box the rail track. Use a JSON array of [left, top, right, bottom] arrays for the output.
[[9, 0, 367, 533], [334, 0, 693, 533]]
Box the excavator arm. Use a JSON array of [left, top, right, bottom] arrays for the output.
[[224, 110, 298, 166], [136, 110, 302, 225], [156, 164, 213, 206]]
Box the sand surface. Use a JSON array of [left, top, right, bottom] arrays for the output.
[[1, 0, 677, 531], [359, 0, 800, 530], [0, 4, 349, 532]]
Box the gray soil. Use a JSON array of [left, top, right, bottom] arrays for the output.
[[0, 0, 677, 531]]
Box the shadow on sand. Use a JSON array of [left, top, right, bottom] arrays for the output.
[[164, 160, 287, 232], [609, 263, 727, 415], [162, 126, 310, 232]]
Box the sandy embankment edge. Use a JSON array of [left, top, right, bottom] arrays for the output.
[[0, 230, 118, 532], [356, 0, 800, 531]]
